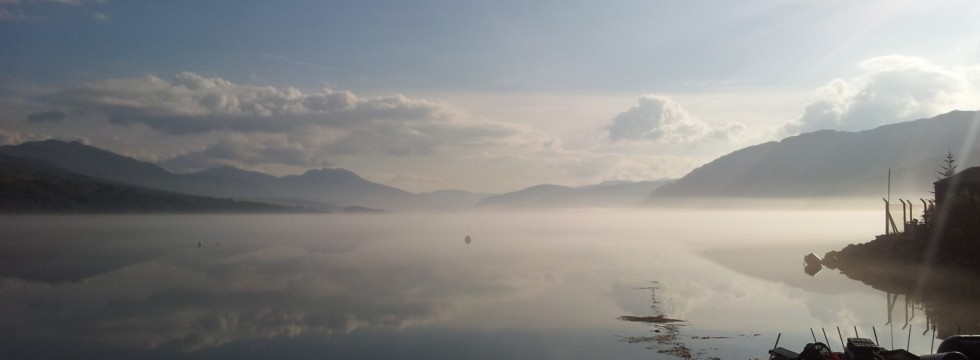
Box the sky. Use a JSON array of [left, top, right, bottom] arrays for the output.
[[3, 0, 980, 193]]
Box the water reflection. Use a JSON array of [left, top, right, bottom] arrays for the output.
[[0, 214, 663, 359], [805, 263, 823, 277], [0, 244, 475, 352], [0, 210, 894, 359], [833, 264, 980, 341], [804, 253, 823, 276]]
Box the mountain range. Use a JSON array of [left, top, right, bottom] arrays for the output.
[[0, 139, 670, 211], [476, 181, 672, 208], [0, 140, 426, 211], [0, 153, 295, 213], [1, 110, 979, 212]]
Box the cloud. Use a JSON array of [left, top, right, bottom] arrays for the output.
[[161, 135, 332, 172], [784, 56, 980, 134], [0, 0, 103, 21], [25, 72, 525, 170], [0, 128, 25, 144], [0, 7, 41, 20], [11, 75, 759, 191], [26, 110, 66, 122], [0, 0, 94, 5], [607, 95, 745, 144]]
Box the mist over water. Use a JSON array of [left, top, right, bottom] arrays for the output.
[[0, 210, 963, 359]]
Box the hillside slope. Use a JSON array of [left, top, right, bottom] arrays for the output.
[[0, 154, 297, 213], [651, 110, 980, 200]]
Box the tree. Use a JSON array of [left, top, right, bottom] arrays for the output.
[[938, 151, 958, 180]]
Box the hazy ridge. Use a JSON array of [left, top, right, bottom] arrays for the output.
[[0, 154, 297, 213], [651, 110, 980, 201], [2, 110, 979, 212], [477, 181, 672, 208], [0, 140, 432, 211]]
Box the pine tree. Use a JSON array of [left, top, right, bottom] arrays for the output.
[[938, 151, 958, 180]]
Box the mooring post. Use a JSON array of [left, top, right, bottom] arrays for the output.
[[920, 198, 929, 226], [899, 199, 908, 233], [882, 198, 898, 234], [908, 200, 913, 230], [838, 326, 845, 352], [883, 198, 890, 235]]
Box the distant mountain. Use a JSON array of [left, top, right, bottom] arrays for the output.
[[194, 165, 278, 183], [0, 140, 480, 211], [476, 180, 671, 208], [0, 139, 180, 189], [417, 189, 493, 210], [651, 110, 980, 200], [544, 180, 673, 207], [476, 184, 571, 208], [276, 168, 419, 210], [0, 154, 298, 213], [242, 197, 344, 213]]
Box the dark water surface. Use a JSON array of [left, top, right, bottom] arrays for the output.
[[0, 211, 971, 359]]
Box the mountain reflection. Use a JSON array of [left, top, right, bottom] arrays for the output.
[[0, 235, 519, 353], [4, 250, 375, 350], [1, 211, 900, 359]]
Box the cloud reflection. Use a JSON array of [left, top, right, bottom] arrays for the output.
[[0, 242, 541, 352]]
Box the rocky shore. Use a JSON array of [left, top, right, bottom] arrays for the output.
[[822, 232, 980, 297]]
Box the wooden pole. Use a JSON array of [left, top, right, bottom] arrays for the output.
[[884, 198, 890, 235], [921, 199, 928, 226], [883, 198, 898, 234], [898, 199, 912, 232], [838, 326, 846, 352]]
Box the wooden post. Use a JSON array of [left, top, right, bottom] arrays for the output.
[[883, 198, 898, 234], [920, 198, 928, 226], [899, 199, 907, 233], [907, 200, 913, 229], [884, 197, 889, 235], [885, 169, 891, 235]]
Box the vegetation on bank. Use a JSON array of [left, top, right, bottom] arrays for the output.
[[826, 153, 980, 270]]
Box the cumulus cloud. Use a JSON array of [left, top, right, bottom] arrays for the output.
[[161, 135, 332, 172], [607, 95, 745, 144], [25, 72, 525, 170], [784, 56, 980, 134]]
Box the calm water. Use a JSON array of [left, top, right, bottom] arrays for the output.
[[0, 210, 970, 359]]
